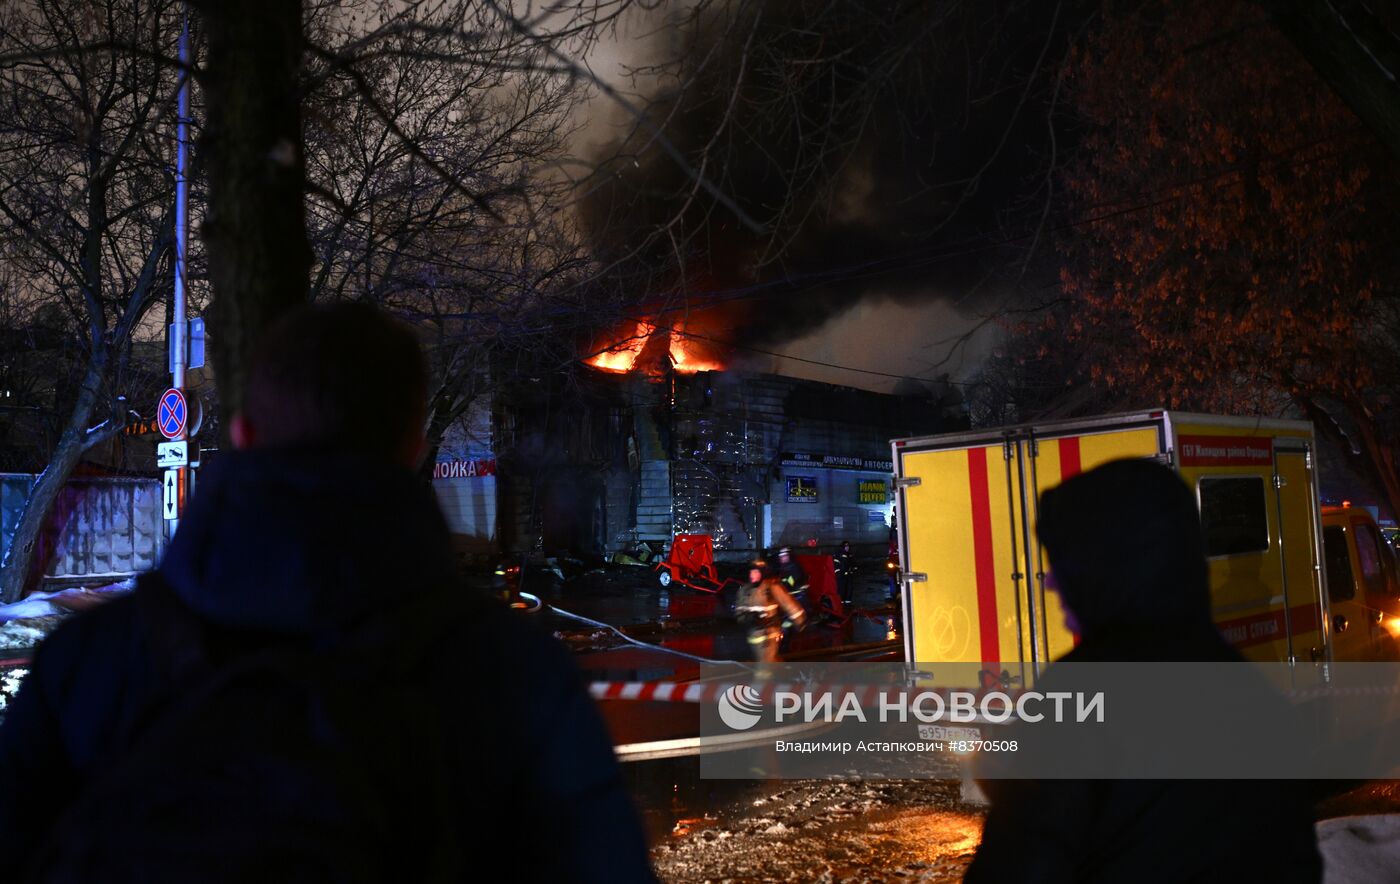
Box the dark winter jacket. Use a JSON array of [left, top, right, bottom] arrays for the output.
[[965, 460, 1321, 884], [775, 558, 806, 592], [0, 449, 656, 882]]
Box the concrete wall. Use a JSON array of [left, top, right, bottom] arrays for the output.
[[0, 474, 164, 584]]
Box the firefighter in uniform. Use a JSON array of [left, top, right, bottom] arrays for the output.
[[833, 540, 857, 606], [773, 546, 807, 606], [735, 559, 806, 663]]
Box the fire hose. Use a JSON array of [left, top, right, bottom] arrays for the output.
[[545, 602, 749, 668]]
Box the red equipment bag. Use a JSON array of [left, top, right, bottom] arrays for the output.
[[656, 534, 737, 592], [795, 554, 845, 620], [667, 534, 720, 581]]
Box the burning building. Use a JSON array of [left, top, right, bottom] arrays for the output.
[[475, 320, 964, 560]]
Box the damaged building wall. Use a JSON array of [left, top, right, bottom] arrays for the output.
[[492, 366, 961, 559], [766, 455, 895, 552], [493, 371, 634, 557], [669, 372, 956, 556]]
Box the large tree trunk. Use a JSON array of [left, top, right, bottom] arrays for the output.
[[417, 369, 478, 481], [0, 356, 109, 603], [419, 399, 454, 482], [195, 0, 312, 431]]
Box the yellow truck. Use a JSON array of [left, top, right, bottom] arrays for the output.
[[1320, 503, 1400, 661], [891, 410, 1400, 677]]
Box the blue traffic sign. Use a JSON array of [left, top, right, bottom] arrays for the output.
[[158, 388, 187, 440]]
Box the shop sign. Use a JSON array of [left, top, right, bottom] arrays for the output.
[[857, 479, 889, 504], [432, 458, 497, 479], [786, 475, 819, 503], [781, 452, 893, 472]]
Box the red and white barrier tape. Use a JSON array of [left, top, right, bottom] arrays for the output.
[[587, 680, 979, 704], [587, 679, 1400, 703]]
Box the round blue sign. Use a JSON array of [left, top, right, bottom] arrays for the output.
[[158, 388, 187, 440]]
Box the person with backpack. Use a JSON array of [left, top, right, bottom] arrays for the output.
[[0, 304, 657, 883]]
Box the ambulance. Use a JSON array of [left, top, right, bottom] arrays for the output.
[[891, 410, 1400, 679]]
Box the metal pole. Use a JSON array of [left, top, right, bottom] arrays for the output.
[[171, 9, 191, 534], [173, 13, 189, 390]]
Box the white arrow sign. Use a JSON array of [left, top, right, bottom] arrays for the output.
[[157, 440, 188, 468], [163, 469, 179, 520]]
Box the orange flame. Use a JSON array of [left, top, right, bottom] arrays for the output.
[[588, 320, 655, 372], [668, 326, 724, 373], [587, 320, 723, 374]]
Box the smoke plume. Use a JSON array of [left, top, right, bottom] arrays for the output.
[[577, 0, 1073, 353]]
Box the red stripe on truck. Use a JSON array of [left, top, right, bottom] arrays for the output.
[[1058, 436, 1082, 479], [1057, 436, 1085, 649], [967, 447, 1001, 664], [1216, 603, 1321, 650]]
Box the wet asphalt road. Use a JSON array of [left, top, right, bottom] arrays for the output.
[[537, 558, 902, 663]]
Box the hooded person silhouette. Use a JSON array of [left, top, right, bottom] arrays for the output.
[[966, 458, 1321, 883]]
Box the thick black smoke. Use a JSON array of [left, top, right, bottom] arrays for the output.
[[579, 0, 1079, 347]]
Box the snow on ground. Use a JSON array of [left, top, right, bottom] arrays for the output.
[[1317, 815, 1400, 883], [0, 579, 137, 653], [0, 596, 63, 621], [651, 779, 984, 883], [0, 580, 136, 726], [0, 665, 30, 723], [0, 617, 57, 651], [649, 778, 1400, 883], [0, 579, 135, 624]]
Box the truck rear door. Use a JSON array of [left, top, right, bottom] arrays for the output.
[[894, 416, 1165, 677], [894, 437, 1031, 679], [1022, 423, 1166, 662]]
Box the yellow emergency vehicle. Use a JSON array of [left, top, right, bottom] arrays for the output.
[[891, 410, 1400, 678], [1320, 503, 1400, 660]]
